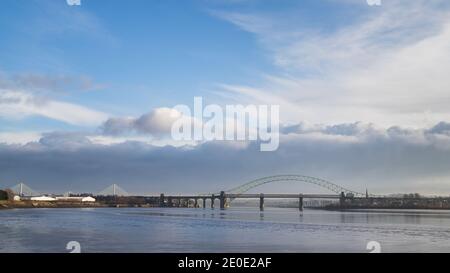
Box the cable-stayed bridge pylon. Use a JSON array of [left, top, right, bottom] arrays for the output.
[[97, 184, 129, 196], [10, 183, 40, 197]]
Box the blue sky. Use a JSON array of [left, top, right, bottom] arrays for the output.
[[0, 0, 273, 130], [2, 0, 450, 195], [0, 0, 381, 132]]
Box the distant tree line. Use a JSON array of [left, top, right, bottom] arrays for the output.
[[403, 193, 422, 199], [94, 195, 159, 205], [69, 193, 94, 197], [0, 190, 6, 200], [0, 189, 15, 201]]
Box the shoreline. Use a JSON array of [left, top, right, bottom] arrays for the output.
[[0, 200, 105, 209], [0, 200, 158, 210], [3, 201, 450, 211]]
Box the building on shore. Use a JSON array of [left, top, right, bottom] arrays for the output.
[[18, 195, 96, 202], [30, 196, 57, 202], [55, 196, 96, 202]]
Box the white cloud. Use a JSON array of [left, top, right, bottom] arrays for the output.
[[135, 108, 183, 135], [212, 0, 450, 128], [0, 89, 108, 126], [88, 135, 198, 148], [0, 132, 42, 145]]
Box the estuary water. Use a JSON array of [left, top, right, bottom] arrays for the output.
[[1, 207, 450, 253]]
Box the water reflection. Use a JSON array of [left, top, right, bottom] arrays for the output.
[[1, 207, 450, 252]]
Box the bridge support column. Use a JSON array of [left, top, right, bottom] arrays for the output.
[[299, 195, 303, 211], [160, 193, 165, 207], [203, 198, 206, 208], [340, 192, 345, 208], [194, 199, 198, 208], [220, 191, 226, 210], [259, 193, 264, 211], [167, 197, 172, 208], [211, 194, 215, 209]]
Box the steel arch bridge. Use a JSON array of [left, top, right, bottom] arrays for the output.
[[215, 175, 365, 197]]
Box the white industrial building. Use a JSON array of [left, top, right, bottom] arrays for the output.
[[30, 196, 57, 201], [55, 196, 96, 202], [22, 196, 96, 202]]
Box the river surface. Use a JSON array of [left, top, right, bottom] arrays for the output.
[[1, 207, 450, 252]]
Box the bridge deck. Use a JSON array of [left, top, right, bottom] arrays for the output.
[[160, 194, 449, 201], [228, 193, 340, 199], [164, 194, 340, 199]]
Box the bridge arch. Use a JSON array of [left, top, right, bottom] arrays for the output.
[[223, 175, 364, 197]]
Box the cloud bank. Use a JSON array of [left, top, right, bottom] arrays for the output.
[[2, 121, 450, 195]]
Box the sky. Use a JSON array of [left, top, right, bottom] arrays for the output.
[[1, 0, 450, 195]]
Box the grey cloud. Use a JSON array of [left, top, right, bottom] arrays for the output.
[[280, 123, 304, 135], [0, 88, 49, 107], [281, 122, 380, 137], [102, 108, 180, 136], [2, 122, 450, 196], [0, 72, 105, 94], [0, 96, 21, 105], [323, 122, 377, 136], [14, 74, 104, 93], [102, 117, 135, 135], [38, 132, 92, 150], [387, 126, 413, 136], [428, 122, 450, 135]]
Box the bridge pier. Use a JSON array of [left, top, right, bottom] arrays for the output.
[[194, 199, 198, 208], [220, 191, 226, 210], [299, 195, 303, 211], [167, 197, 173, 207], [339, 192, 345, 208], [259, 193, 264, 211], [160, 193, 165, 207], [211, 194, 215, 209], [202, 198, 206, 208]]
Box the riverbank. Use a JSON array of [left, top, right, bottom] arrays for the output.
[[3, 200, 450, 211], [0, 200, 161, 209], [0, 200, 108, 209]]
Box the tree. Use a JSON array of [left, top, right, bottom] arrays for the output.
[[0, 190, 7, 200], [5, 189, 15, 201]]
